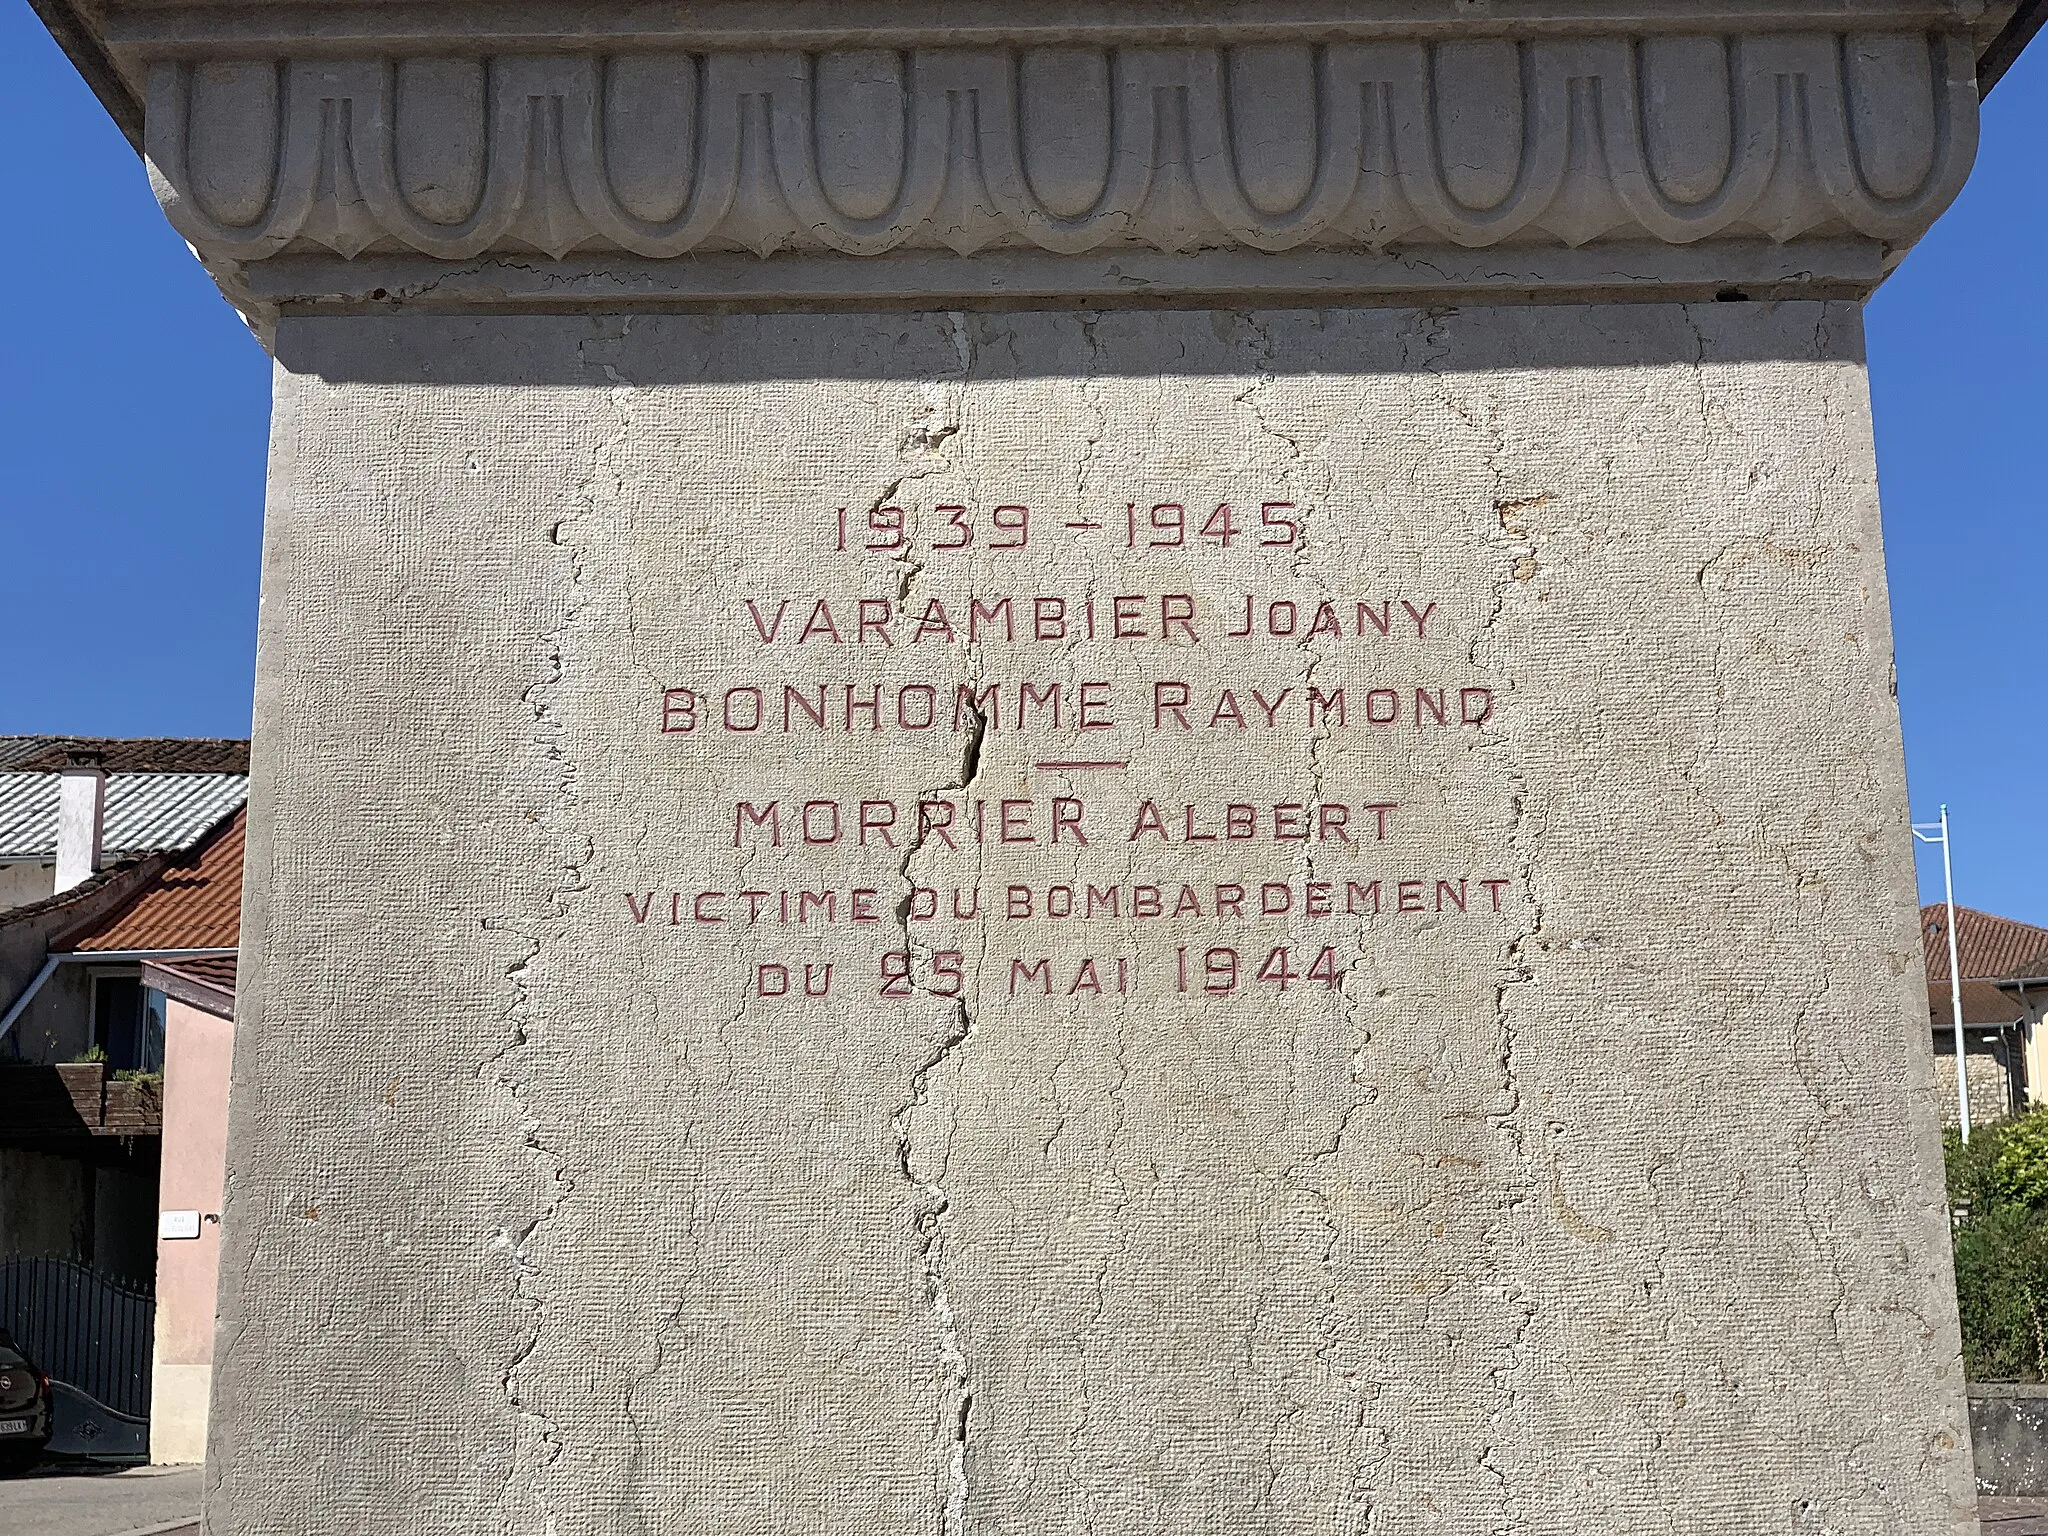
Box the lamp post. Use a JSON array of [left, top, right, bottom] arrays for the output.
[[1912, 806, 1970, 1142]]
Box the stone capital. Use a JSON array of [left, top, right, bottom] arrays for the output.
[[33, 1, 2034, 328]]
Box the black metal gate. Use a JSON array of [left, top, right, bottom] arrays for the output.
[[0, 1257, 155, 1418]]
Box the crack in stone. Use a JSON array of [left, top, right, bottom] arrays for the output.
[[1406, 311, 1557, 1528], [874, 316, 983, 1536], [894, 987, 977, 1536], [472, 363, 638, 1533]]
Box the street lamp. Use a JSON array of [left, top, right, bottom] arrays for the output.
[[1912, 806, 1970, 1142]]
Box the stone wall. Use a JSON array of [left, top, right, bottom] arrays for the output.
[[205, 301, 1975, 1534], [1934, 1031, 2024, 1128]]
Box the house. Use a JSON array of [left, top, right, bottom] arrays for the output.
[[1994, 948, 2048, 1117], [1921, 903, 2048, 1128], [0, 736, 246, 1464]]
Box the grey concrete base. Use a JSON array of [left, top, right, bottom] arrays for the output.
[[1981, 1497, 2048, 1536], [1975, 1387, 2048, 1498]]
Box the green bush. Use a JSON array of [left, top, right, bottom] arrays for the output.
[[1947, 1107, 2048, 1383], [1993, 1110, 2048, 1208]]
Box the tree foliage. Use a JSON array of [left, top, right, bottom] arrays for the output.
[[1946, 1107, 2048, 1382]]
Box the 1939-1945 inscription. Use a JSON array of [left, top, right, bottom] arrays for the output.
[[627, 489, 1515, 1005]]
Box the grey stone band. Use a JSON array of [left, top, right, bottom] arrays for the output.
[[113, 9, 1990, 319]]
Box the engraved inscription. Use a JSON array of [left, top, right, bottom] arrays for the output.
[[630, 486, 1517, 1009]]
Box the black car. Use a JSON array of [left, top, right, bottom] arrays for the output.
[[0, 1328, 51, 1474]]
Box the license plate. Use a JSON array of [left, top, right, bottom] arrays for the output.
[[0, 1419, 27, 1434]]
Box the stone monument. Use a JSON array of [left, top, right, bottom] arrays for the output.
[[36, 2, 2029, 1531]]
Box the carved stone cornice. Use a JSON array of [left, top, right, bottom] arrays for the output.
[[34, 3, 2014, 324]]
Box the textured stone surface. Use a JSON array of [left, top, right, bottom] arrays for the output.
[[213, 302, 1972, 1534], [46, 2, 2006, 325], [148, 34, 1977, 261]]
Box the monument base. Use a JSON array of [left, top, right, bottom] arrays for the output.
[[209, 299, 1972, 1534]]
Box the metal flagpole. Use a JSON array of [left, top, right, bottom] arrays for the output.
[[1914, 807, 1971, 1142]]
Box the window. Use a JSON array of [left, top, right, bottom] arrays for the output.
[[91, 974, 164, 1074]]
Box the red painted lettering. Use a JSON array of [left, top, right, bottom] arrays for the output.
[[1078, 682, 1112, 730], [735, 802, 780, 847], [859, 801, 897, 847], [660, 688, 698, 733], [917, 801, 958, 851], [1000, 799, 1034, 843], [802, 802, 842, 845], [970, 597, 1013, 641], [797, 600, 841, 644], [844, 686, 881, 731], [858, 598, 892, 645], [1009, 958, 1053, 996], [1052, 798, 1088, 845]]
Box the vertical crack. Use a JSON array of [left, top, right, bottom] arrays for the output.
[[474, 355, 636, 1533], [879, 313, 982, 1536]]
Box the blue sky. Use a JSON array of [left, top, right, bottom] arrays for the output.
[[1, 4, 2042, 922]]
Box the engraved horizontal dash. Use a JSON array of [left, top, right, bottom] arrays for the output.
[[1035, 760, 1129, 772]]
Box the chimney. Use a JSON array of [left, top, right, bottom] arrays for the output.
[[55, 752, 107, 893]]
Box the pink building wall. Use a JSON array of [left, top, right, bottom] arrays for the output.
[[150, 994, 232, 1463]]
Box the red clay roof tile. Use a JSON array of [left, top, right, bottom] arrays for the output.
[[1921, 904, 2048, 985], [58, 809, 243, 953]]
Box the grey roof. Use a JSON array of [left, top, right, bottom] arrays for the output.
[[0, 774, 249, 860], [0, 736, 248, 774]]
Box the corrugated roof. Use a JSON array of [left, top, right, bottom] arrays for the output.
[[62, 809, 244, 953], [0, 773, 247, 860], [0, 737, 247, 773]]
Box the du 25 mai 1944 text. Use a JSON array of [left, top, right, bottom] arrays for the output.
[[625, 494, 1516, 1006]]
